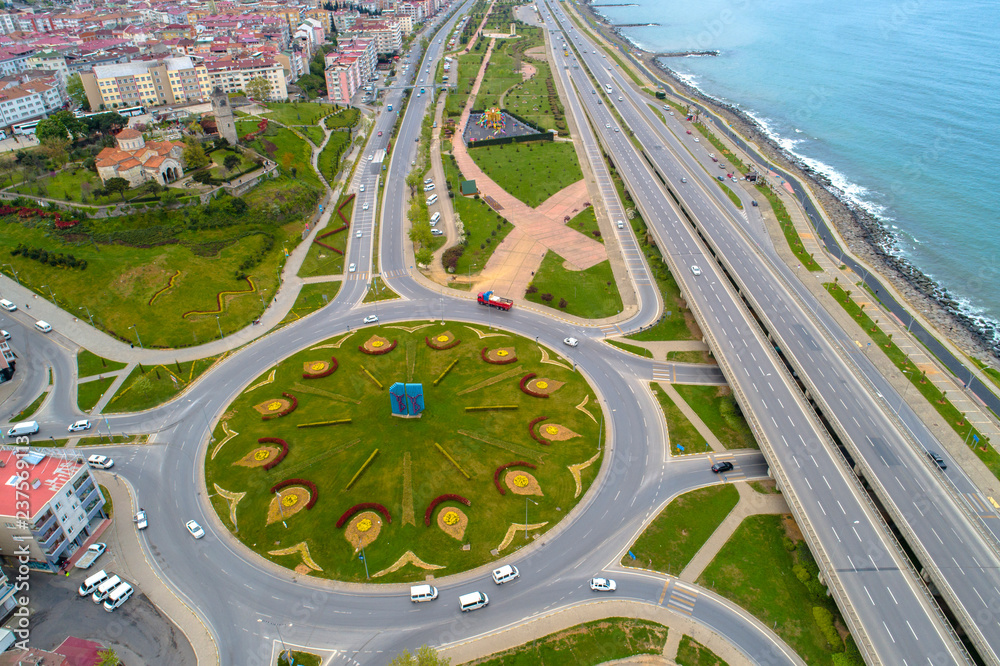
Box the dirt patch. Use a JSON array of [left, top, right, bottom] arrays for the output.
[[437, 507, 468, 541], [233, 445, 280, 468], [505, 469, 543, 496], [266, 486, 310, 525], [781, 514, 803, 542], [344, 510, 382, 550]]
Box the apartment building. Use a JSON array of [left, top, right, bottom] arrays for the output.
[[25, 50, 69, 85], [0, 450, 107, 573], [81, 56, 211, 109], [204, 55, 287, 100], [0, 49, 32, 78], [346, 19, 402, 55], [0, 84, 51, 128]]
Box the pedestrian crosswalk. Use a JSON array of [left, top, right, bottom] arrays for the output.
[[665, 581, 699, 615], [381, 269, 409, 279], [599, 323, 623, 336], [652, 363, 672, 382], [346, 272, 371, 282]]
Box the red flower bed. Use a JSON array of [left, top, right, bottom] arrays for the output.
[[424, 494, 472, 526], [262, 392, 298, 420], [318, 225, 348, 239], [493, 461, 537, 495], [270, 478, 318, 509], [520, 373, 548, 398], [55, 220, 79, 229], [336, 502, 392, 528], [337, 194, 355, 224], [257, 437, 288, 470], [528, 416, 551, 445], [358, 339, 397, 355], [312, 240, 344, 254], [426, 336, 461, 350], [303, 356, 338, 379], [482, 347, 518, 365]]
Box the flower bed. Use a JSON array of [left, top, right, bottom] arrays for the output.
[[302, 356, 338, 379], [520, 373, 548, 398], [270, 477, 318, 509], [426, 332, 461, 350], [493, 461, 537, 495], [313, 240, 344, 255], [528, 415, 551, 445], [148, 269, 181, 306], [182, 276, 256, 318], [257, 437, 289, 470], [261, 392, 298, 420], [482, 347, 518, 365], [359, 337, 397, 355], [424, 494, 472, 526], [433, 358, 458, 385], [318, 225, 348, 239], [336, 502, 391, 528]]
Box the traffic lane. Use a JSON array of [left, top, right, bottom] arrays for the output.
[[0, 315, 76, 424]]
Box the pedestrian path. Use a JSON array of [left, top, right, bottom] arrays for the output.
[[656, 381, 726, 453]]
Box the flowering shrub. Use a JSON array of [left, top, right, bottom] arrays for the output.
[[257, 437, 288, 470], [482, 347, 518, 365], [336, 502, 391, 528], [312, 240, 343, 254], [302, 356, 338, 379], [528, 416, 551, 445], [358, 339, 397, 355], [424, 494, 472, 526], [318, 225, 348, 239], [426, 335, 461, 350], [493, 461, 537, 495], [269, 478, 318, 509], [520, 373, 548, 398], [262, 392, 298, 420]]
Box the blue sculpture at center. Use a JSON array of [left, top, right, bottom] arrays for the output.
[[390, 382, 425, 417]]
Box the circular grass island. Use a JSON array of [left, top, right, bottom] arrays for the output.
[[205, 321, 605, 583]]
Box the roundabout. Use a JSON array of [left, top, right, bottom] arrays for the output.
[[205, 322, 604, 582]]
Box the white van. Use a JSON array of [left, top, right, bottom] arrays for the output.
[[0, 299, 15, 311], [103, 581, 133, 612], [34, 321, 52, 333], [79, 570, 109, 597], [410, 584, 438, 602], [492, 564, 519, 585], [92, 574, 122, 603], [426, 194, 438, 205], [430, 212, 441, 226], [459, 591, 489, 611], [6, 421, 39, 437]]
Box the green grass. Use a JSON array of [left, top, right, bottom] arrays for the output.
[[698, 515, 850, 664], [666, 350, 713, 364], [105, 356, 220, 413], [466, 618, 667, 666], [324, 108, 361, 129], [648, 103, 667, 125], [755, 182, 821, 271], [13, 391, 47, 421], [606, 339, 653, 358], [673, 385, 758, 450], [207, 147, 257, 181], [825, 282, 997, 473], [716, 180, 743, 210], [300, 194, 354, 278], [241, 122, 320, 190], [676, 635, 729, 666], [77, 435, 146, 447], [278, 282, 341, 327], [441, 154, 513, 276], [262, 102, 332, 126], [467, 141, 583, 208], [625, 484, 739, 575], [566, 206, 602, 243], [301, 126, 325, 146], [524, 253, 622, 319], [317, 131, 352, 185], [278, 651, 320, 666], [511, 58, 567, 133], [0, 177, 315, 348], [971, 357, 1000, 393], [77, 349, 126, 378], [650, 383, 707, 455], [98, 485, 113, 519], [446, 52, 486, 117], [77, 376, 116, 412], [362, 276, 399, 303], [205, 323, 603, 583]]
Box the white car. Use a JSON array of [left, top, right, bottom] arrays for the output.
[[349, 263, 357, 273], [186, 520, 205, 539], [690, 265, 702, 276], [363, 315, 379, 324], [590, 577, 616, 592], [69, 419, 92, 432], [367, 154, 373, 161], [0, 299, 16, 312], [693, 137, 700, 142], [356, 229, 362, 238], [363, 203, 370, 210], [360, 184, 365, 192], [617, 220, 625, 229], [605, 123, 610, 129], [0, 330, 8, 340], [34, 321, 52, 333], [134, 510, 148, 530], [424, 183, 435, 191], [681, 177, 687, 183], [618, 96, 623, 101], [86, 454, 113, 469], [563, 337, 579, 347], [614, 128, 619, 132], [431, 228, 443, 236]]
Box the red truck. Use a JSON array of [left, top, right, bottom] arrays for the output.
[[477, 290, 513, 311]]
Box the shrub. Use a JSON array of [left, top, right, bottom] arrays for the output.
[[426, 336, 461, 350], [481, 346, 517, 365], [540, 293, 553, 302], [528, 416, 551, 445], [257, 437, 288, 470], [423, 494, 472, 526], [525, 284, 538, 294], [812, 606, 844, 652], [262, 392, 298, 420], [558, 298, 567, 309], [519, 373, 548, 398], [336, 502, 391, 528]]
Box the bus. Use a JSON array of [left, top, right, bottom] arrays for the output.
[[118, 105, 146, 117], [12, 120, 39, 135]]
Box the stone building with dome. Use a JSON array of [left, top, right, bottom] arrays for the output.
[[95, 128, 185, 187]]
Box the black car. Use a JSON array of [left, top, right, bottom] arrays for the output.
[[711, 461, 734, 473], [927, 451, 947, 470]]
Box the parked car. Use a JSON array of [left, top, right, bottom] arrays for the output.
[[185, 520, 205, 539], [0, 330, 8, 340], [711, 461, 734, 473], [0, 299, 16, 311], [134, 510, 148, 530], [590, 577, 616, 592], [69, 420, 92, 432], [87, 455, 114, 470]]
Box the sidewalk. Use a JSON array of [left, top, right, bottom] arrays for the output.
[[656, 381, 726, 454]]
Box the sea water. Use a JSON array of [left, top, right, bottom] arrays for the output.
[[593, 0, 1000, 339]]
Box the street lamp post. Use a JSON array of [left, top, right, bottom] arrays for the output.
[[79, 306, 95, 328], [40, 284, 55, 303], [128, 325, 143, 349], [524, 497, 537, 539], [215, 315, 224, 339], [2, 264, 18, 286]]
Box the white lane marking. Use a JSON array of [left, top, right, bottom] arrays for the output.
[[864, 585, 875, 605]]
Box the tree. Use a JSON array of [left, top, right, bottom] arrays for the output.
[[388, 645, 450, 665], [34, 116, 69, 143], [67, 73, 90, 110], [0, 154, 17, 186], [97, 649, 120, 666], [245, 77, 272, 102], [223, 153, 241, 173], [104, 176, 130, 200], [183, 138, 210, 170]]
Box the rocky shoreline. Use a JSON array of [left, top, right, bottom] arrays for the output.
[[577, 1, 1000, 366]]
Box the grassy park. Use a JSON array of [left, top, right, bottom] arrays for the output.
[[673, 385, 757, 450], [441, 154, 513, 276], [262, 102, 333, 127], [105, 355, 221, 413], [205, 323, 603, 583], [468, 141, 583, 208], [77, 377, 116, 412], [300, 195, 354, 278], [77, 349, 126, 378], [239, 121, 320, 190], [524, 252, 622, 319], [624, 484, 739, 575]]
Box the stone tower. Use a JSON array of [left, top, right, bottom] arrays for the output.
[[211, 86, 238, 145]]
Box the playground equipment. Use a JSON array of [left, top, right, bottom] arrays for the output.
[[477, 107, 506, 136]]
